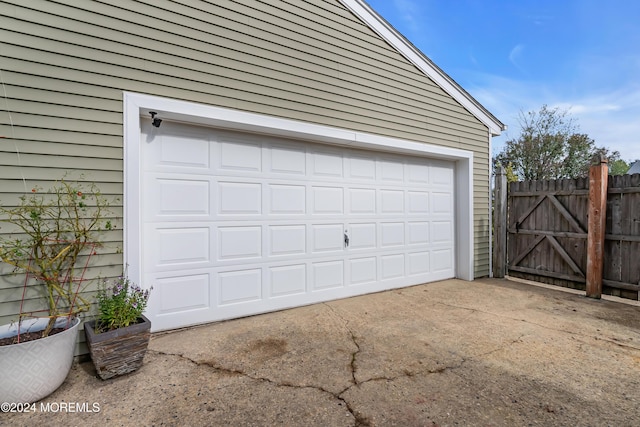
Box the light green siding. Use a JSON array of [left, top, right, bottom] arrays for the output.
[[0, 0, 493, 331]]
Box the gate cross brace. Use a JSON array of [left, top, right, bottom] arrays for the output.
[[546, 194, 586, 233], [514, 194, 585, 234], [509, 234, 584, 277]]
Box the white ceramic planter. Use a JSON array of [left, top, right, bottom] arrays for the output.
[[0, 317, 80, 403]]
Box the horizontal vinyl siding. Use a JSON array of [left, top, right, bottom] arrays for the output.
[[0, 0, 492, 333], [1, 0, 486, 136]]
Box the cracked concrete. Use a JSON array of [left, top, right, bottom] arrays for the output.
[[5, 278, 640, 426]]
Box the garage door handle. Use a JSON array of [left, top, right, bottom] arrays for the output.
[[344, 231, 349, 248]]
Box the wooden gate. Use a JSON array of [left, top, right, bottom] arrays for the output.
[[507, 178, 590, 290], [494, 166, 640, 300]]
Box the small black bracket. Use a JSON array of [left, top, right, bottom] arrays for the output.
[[150, 111, 162, 128]]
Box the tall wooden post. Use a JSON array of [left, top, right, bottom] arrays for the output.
[[586, 154, 608, 298], [493, 165, 507, 278]]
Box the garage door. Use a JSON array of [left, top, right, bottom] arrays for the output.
[[141, 121, 455, 331]]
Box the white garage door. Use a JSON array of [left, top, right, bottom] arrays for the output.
[[141, 121, 455, 331]]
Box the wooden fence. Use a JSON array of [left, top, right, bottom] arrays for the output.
[[604, 173, 640, 299], [493, 161, 640, 300]]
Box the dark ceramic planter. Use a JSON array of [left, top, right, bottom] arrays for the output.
[[84, 315, 151, 380]]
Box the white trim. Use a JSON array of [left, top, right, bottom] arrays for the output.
[[456, 155, 474, 280], [123, 92, 144, 289], [340, 0, 505, 137], [488, 130, 493, 278], [123, 92, 475, 284]]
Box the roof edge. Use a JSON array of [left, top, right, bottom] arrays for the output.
[[340, 0, 506, 136]]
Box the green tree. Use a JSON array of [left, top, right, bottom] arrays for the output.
[[504, 162, 519, 183], [495, 105, 621, 180], [608, 158, 630, 175]]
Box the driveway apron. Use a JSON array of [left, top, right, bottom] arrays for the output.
[[4, 278, 640, 426]]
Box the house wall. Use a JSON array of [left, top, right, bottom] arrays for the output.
[[0, 0, 492, 329]]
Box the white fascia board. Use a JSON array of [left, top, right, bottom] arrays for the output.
[[123, 92, 475, 281], [340, 0, 505, 137], [124, 92, 471, 160]]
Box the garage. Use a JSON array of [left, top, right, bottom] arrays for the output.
[[2, 0, 503, 349], [125, 93, 473, 332]]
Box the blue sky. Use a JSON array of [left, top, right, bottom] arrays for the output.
[[365, 0, 640, 162]]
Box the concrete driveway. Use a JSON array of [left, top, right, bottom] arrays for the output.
[[5, 278, 640, 426]]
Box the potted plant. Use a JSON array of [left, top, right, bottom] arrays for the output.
[[84, 274, 152, 380], [0, 179, 114, 403]]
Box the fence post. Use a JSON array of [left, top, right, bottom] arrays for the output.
[[493, 165, 507, 278], [586, 154, 608, 298]]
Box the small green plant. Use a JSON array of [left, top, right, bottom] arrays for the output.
[[0, 179, 114, 337], [95, 275, 151, 332]]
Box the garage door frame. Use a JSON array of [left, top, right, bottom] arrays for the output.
[[123, 92, 475, 310]]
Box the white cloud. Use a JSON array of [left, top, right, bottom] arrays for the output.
[[527, 14, 554, 27], [554, 90, 640, 160], [508, 44, 525, 67], [368, 0, 640, 163], [387, 0, 440, 59], [555, 103, 621, 115], [468, 74, 640, 161], [391, 0, 424, 38]]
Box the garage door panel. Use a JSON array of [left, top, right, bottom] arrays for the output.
[[218, 268, 262, 305], [142, 125, 456, 331], [311, 186, 344, 214], [380, 190, 404, 214], [380, 222, 405, 247], [379, 159, 404, 182], [269, 145, 306, 175], [144, 224, 213, 270], [217, 226, 262, 260], [348, 223, 376, 250], [217, 139, 262, 173], [348, 188, 376, 214], [312, 260, 344, 290], [431, 221, 453, 244], [347, 155, 376, 180], [348, 257, 377, 285], [145, 130, 211, 171], [407, 163, 429, 184], [269, 264, 307, 297], [311, 150, 344, 178], [218, 181, 262, 215], [312, 224, 344, 253], [157, 179, 211, 216], [430, 161, 454, 185], [408, 222, 429, 245], [432, 249, 454, 272], [154, 273, 211, 314], [408, 251, 430, 275], [269, 184, 306, 214], [381, 254, 405, 279], [431, 192, 453, 214], [269, 225, 306, 256], [144, 174, 213, 220], [408, 191, 429, 214], [157, 227, 210, 265]]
